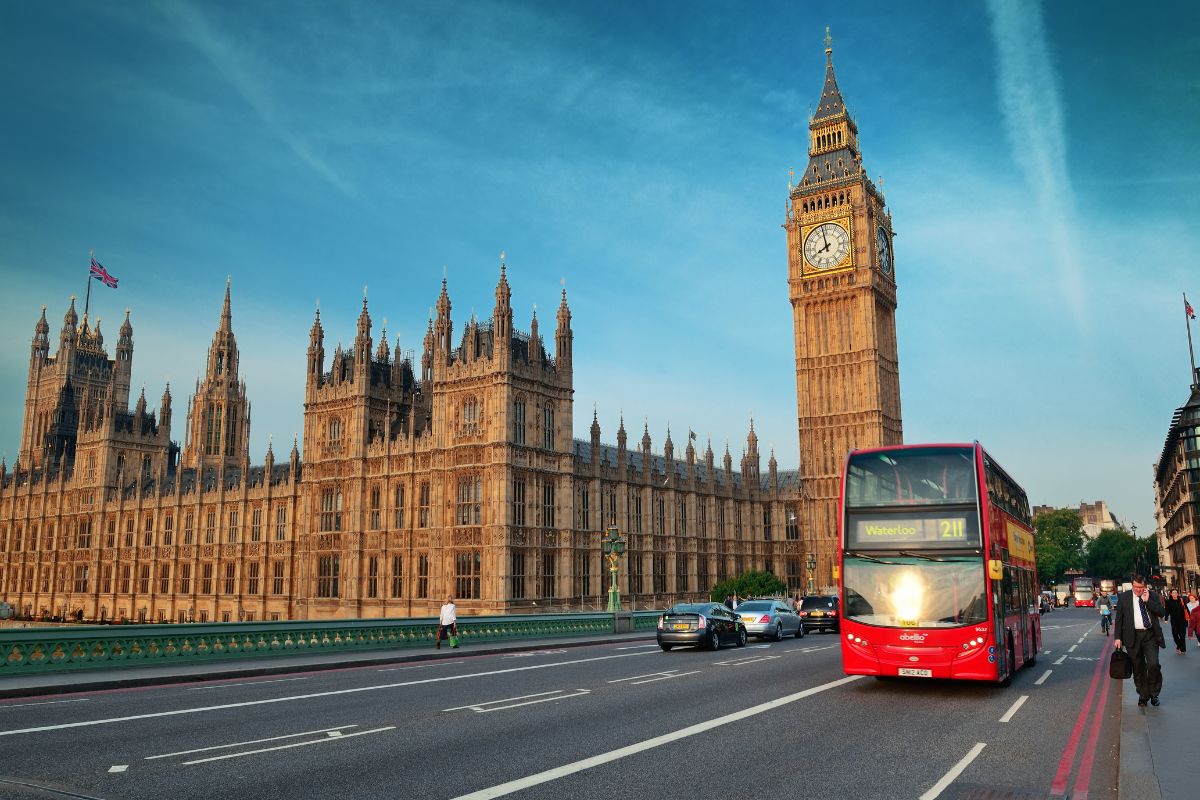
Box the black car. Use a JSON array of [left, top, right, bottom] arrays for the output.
[[657, 603, 748, 651], [799, 595, 840, 634]]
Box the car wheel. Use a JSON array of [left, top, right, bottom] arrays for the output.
[[773, 622, 784, 642], [709, 629, 721, 651], [659, 643, 673, 651], [794, 623, 804, 639], [737, 627, 747, 647]]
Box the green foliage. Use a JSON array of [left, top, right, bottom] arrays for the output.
[[1133, 535, 1160, 578], [1086, 528, 1138, 579], [709, 570, 788, 602], [1033, 509, 1086, 584]]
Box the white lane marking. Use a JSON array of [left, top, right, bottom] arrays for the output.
[[1068, 645, 1078, 653], [378, 661, 465, 672], [449, 675, 862, 800], [444, 690, 562, 711], [918, 742, 987, 800], [445, 689, 590, 713], [1035, 670, 1052, 686], [181, 726, 395, 765], [1077, 637, 1086, 643], [999, 695, 1029, 722], [715, 655, 782, 667], [796, 645, 838, 653], [1054, 655, 1068, 665], [502, 649, 567, 659], [187, 677, 310, 691], [108, 765, 128, 773], [0, 698, 91, 710], [1043, 650, 1051, 654], [608, 671, 679, 684], [631, 671, 700, 685], [614, 644, 660, 650], [749, 644, 772, 649], [0, 650, 655, 738], [146, 726, 358, 759]]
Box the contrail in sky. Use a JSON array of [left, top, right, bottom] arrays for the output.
[[986, 0, 1085, 324]]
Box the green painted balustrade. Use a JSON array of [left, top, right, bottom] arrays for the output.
[[0, 611, 664, 675]]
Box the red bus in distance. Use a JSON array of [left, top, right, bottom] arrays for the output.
[[839, 443, 1041, 685]]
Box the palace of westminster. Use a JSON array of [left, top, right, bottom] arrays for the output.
[[0, 40, 903, 622]]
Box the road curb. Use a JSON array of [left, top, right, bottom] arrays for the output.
[[1117, 675, 1161, 800], [0, 632, 656, 700]]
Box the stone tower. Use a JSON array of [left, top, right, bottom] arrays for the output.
[[785, 31, 903, 587], [183, 279, 251, 472]]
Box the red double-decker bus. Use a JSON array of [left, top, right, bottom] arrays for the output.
[[839, 443, 1041, 685]]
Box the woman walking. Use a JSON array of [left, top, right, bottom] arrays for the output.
[[1188, 592, 1200, 645], [1164, 588, 1188, 654]]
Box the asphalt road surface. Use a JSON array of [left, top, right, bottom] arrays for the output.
[[0, 607, 1119, 800]]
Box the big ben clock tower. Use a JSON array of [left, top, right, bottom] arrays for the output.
[[786, 30, 903, 589]]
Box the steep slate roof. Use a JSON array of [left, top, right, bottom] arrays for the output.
[[812, 49, 847, 121], [573, 439, 801, 493]]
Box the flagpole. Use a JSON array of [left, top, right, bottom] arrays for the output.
[[83, 249, 95, 320], [1187, 292, 1197, 386]]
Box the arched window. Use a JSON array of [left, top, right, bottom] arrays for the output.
[[514, 399, 526, 445], [542, 404, 554, 450], [329, 418, 342, 446]]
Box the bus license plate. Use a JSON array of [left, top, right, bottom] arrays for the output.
[[898, 668, 932, 678]]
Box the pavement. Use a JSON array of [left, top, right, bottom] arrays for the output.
[[1118, 632, 1199, 800], [0, 628, 657, 699]]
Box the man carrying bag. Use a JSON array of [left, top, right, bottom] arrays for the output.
[[436, 596, 457, 650], [1112, 575, 1166, 706]]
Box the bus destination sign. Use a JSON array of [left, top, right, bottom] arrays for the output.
[[846, 508, 980, 549]]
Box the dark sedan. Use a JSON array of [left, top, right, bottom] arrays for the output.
[[657, 603, 748, 651], [799, 595, 841, 634]]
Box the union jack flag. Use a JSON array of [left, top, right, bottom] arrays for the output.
[[89, 256, 118, 289], [1187, 295, 1195, 320]]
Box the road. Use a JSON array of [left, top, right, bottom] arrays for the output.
[[0, 607, 1118, 800]]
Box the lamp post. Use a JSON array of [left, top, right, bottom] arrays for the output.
[[806, 547, 817, 596], [601, 525, 626, 612]]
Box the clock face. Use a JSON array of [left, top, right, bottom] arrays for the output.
[[803, 222, 851, 270], [876, 227, 893, 275]]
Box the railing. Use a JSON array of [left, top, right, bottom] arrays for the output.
[[0, 611, 663, 675]]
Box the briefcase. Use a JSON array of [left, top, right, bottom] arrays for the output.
[[1109, 648, 1133, 680]]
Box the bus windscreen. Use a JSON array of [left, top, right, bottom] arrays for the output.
[[846, 447, 977, 508]]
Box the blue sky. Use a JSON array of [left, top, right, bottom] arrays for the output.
[[1, 1, 1197, 538]]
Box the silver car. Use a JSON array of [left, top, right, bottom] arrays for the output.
[[736, 599, 803, 640]]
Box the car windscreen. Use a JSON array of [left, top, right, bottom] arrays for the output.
[[800, 597, 836, 610], [736, 601, 772, 612], [668, 604, 712, 614]]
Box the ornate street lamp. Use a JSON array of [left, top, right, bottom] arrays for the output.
[[806, 550, 817, 596], [601, 525, 626, 612]]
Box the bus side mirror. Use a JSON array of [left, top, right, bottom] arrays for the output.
[[988, 560, 1004, 581]]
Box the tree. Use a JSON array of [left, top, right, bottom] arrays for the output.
[[1033, 509, 1086, 584], [709, 570, 787, 602], [1086, 528, 1138, 579]]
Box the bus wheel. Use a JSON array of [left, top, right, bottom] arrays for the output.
[[1024, 626, 1038, 667], [999, 636, 1016, 687]]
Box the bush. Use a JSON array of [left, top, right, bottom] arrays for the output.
[[709, 570, 788, 603]]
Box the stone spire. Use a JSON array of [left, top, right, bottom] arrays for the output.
[[307, 305, 325, 378], [812, 27, 847, 122], [555, 286, 572, 366], [354, 289, 372, 375], [31, 305, 50, 361]]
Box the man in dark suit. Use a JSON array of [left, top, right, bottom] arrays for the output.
[[1113, 575, 1166, 706]]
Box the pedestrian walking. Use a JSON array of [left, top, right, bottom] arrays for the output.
[[1187, 592, 1200, 643], [1165, 588, 1188, 653], [436, 596, 457, 650], [1113, 575, 1167, 707]]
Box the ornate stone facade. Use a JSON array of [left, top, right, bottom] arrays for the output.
[[784, 34, 903, 588], [0, 39, 900, 619]]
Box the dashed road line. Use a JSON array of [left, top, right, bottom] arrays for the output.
[[449, 675, 862, 800], [108, 765, 128, 773], [187, 677, 309, 691], [918, 742, 987, 800], [1035, 670, 1052, 686], [378, 661, 465, 672], [146, 726, 358, 760], [1054, 655, 1068, 665], [0, 698, 91, 710], [182, 726, 395, 765], [1068, 645, 1078, 653], [999, 695, 1029, 722], [714, 655, 782, 667], [444, 689, 591, 713]]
